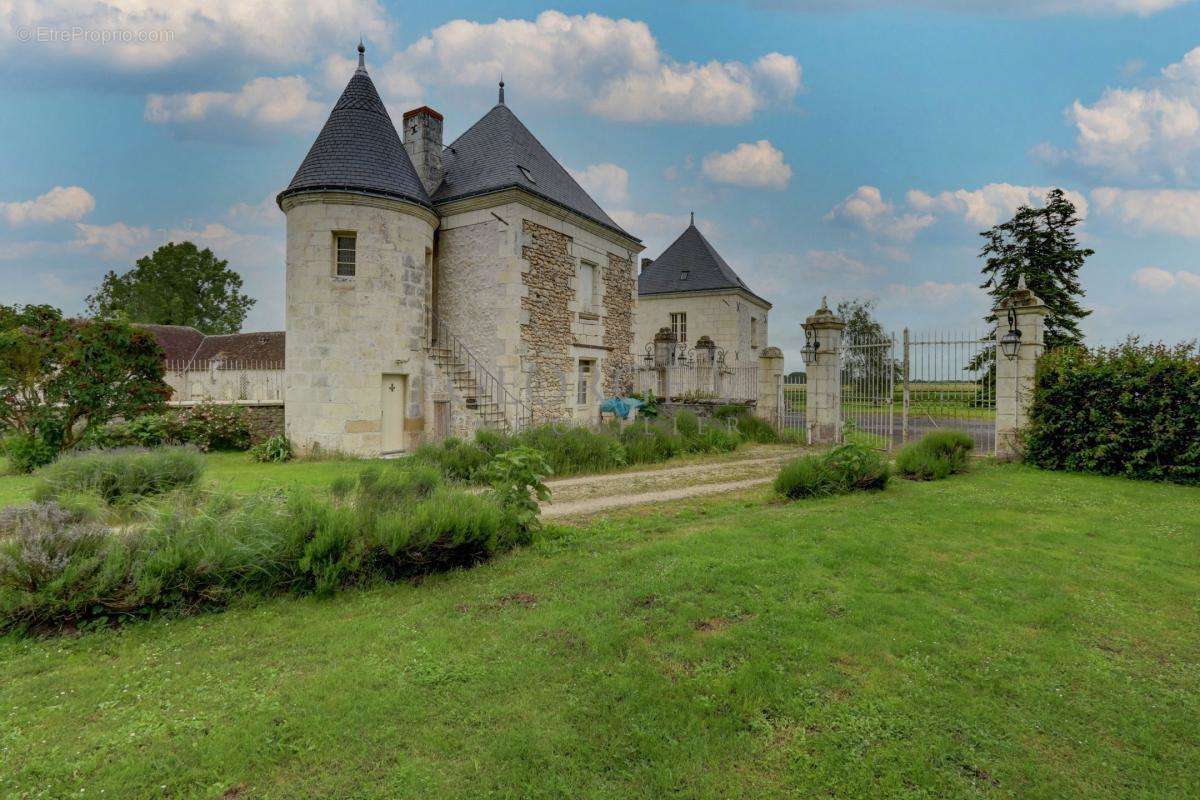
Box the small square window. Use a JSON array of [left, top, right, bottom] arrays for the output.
[[335, 233, 356, 277], [679, 270, 689, 280]]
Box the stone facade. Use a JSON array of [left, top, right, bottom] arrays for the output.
[[521, 220, 575, 423], [281, 191, 436, 455], [602, 251, 636, 395], [635, 289, 770, 365]]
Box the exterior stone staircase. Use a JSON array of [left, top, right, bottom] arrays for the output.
[[428, 313, 530, 434]]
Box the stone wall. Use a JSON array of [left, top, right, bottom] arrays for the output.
[[635, 290, 770, 366], [659, 400, 754, 419], [602, 251, 636, 395], [520, 219, 575, 423], [282, 192, 436, 456], [242, 404, 285, 443]]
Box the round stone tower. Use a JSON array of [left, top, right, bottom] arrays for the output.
[[276, 43, 438, 456]]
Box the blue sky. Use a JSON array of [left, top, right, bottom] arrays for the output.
[[3, 0, 1200, 364]]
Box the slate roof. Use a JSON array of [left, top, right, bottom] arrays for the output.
[[277, 54, 431, 209], [638, 221, 770, 306], [138, 325, 286, 367], [434, 102, 634, 240]]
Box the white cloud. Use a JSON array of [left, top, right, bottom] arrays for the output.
[[1, 1, 390, 76], [907, 183, 1089, 227], [569, 163, 630, 206], [228, 194, 283, 229], [803, 249, 884, 277], [72, 221, 152, 258], [145, 76, 325, 139], [1132, 266, 1200, 290], [1066, 46, 1200, 181], [825, 186, 934, 241], [755, 1, 1189, 15], [701, 140, 792, 190], [1, 186, 95, 226], [1092, 187, 1200, 236], [387, 11, 801, 124]]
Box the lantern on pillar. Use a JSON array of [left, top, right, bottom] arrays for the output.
[[1000, 307, 1022, 361], [801, 324, 820, 365]]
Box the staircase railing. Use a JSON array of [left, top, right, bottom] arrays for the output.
[[429, 311, 532, 432]]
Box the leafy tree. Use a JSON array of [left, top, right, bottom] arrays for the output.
[[0, 305, 170, 471], [86, 241, 255, 334], [978, 188, 1092, 350], [836, 298, 897, 387]]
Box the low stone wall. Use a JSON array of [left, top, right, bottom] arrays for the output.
[[659, 400, 755, 420], [166, 402, 284, 445]]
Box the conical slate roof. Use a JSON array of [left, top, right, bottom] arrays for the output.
[[433, 101, 633, 239], [639, 220, 769, 306], [278, 50, 431, 209]]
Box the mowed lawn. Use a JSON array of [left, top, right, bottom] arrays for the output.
[[2, 466, 1198, 799]]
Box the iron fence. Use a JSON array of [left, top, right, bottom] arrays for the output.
[[631, 363, 758, 402]]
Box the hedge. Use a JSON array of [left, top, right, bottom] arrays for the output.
[[1025, 340, 1200, 485]]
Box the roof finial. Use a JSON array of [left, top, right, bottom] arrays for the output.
[[356, 39, 366, 72], [498, 75, 505, 105], [689, 211, 695, 227]]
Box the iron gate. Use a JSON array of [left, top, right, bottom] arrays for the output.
[[839, 334, 897, 450]]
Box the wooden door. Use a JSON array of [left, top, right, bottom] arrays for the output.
[[381, 374, 407, 452]]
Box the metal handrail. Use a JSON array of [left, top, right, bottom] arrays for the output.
[[429, 311, 531, 432]]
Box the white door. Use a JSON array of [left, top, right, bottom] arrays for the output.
[[381, 374, 407, 452]]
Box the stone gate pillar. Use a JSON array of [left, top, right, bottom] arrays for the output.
[[805, 299, 845, 444], [994, 279, 1048, 461], [652, 326, 676, 398], [757, 346, 784, 424]]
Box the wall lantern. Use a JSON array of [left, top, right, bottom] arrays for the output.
[[1000, 307, 1022, 361], [801, 325, 820, 365]]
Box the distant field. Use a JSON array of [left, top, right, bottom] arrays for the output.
[[783, 382, 996, 421]]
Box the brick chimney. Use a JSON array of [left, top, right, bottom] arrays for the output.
[[402, 106, 443, 195]]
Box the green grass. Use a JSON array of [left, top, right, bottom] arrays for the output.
[[2, 465, 1197, 798], [0, 452, 367, 508]]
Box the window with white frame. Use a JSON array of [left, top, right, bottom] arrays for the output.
[[576, 359, 594, 405], [578, 261, 597, 309], [670, 312, 687, 343], [334, 233, 356, 277]]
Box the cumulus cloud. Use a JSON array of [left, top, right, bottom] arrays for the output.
[[701, 140, 792, 190], [803, 249, 884, 277], [569, 163, 630, 206], [1066, 46, 1200, 181], [907, 183, 1089, 227], [1132, 266, 1200, 290], [1092, 187, 1200, 236], [228, 194, 284, 229], [385, 11, 801, 124], [145, 76, 325, 139], [825, 186, 934, 241], [1, 186, 95, 226], [72, 221, 152, 258], [0, 0, 389, 78]]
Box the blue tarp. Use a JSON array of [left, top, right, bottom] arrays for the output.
[[600, 396, 643, 419]]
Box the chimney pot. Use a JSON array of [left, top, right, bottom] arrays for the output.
[[402, 106, 444, 195]]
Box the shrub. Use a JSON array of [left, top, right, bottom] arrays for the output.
[[823, 443, 891, 491], [735, 414, 779, 444], [478, 446, 552, 531], [620, 420, 683, 464], [355, 462, 443, 512], [0, 502, 125, 630], [775, 442, 890, 500], [713, 404, 749, 421], [32, 447, 205, 505], [516, 424, 625, 476], [2, 433, 58, 474], [1026, 340, 1200, 484], [248, 435, 293, 463], [174, 403, 251, 451], [673, 410, 701, 438], [896, 430, 974, 481], [774, 454, 840, 500], [684, 425, 742, 454], [413, 438, 492, 482], [374, 489, 517, 574]]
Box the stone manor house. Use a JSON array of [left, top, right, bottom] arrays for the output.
[[148, 45, 773, 456]]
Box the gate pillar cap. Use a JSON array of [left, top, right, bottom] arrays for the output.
[[653, 326, 677, 343], [760, 346, 783, 358], [996, 276, 1047, 314], [805, 297, 845, 330]]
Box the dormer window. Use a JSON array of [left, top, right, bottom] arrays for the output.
[[518, 165, 536, 184], [679, 270, 689, 281]]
